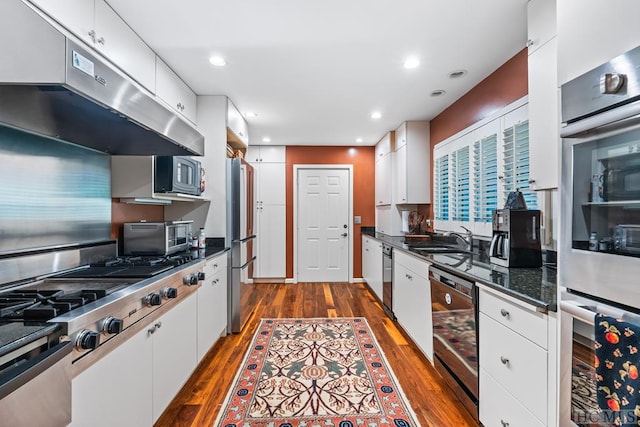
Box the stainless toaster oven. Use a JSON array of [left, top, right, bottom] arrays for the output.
[[123, 221, 193, 256]]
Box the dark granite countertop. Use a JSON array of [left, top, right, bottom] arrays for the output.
[[362, 229, 557, 312], [186, 237, 229, 261]]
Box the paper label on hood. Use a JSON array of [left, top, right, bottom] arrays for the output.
[[72, 51, 95, 77]]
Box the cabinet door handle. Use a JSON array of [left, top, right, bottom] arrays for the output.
[[501, 420, 510, 427], [87, 30, 96, 43], [500, 356, 510, 365], [97, 36, 105, 45], [528, 178, 536, 184], [155, 322, 162, 329], [405, 274, 412, 280], [526, 38, 534, 47], [500, 309, 510, 318], [365, 248, 369, 252]]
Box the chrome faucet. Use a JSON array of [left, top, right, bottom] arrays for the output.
[[443, 225, 473, 252]]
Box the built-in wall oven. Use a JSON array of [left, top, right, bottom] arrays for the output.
[[560, 292, 640, 426], [559, 44, 640, 426], [560, 43, 640, 307]]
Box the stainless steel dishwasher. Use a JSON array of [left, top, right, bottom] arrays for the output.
[[430, 265, 478, 422], [382, 243, 395, 319]]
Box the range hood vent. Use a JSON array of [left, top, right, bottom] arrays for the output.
[[0, 0, 204, 156]]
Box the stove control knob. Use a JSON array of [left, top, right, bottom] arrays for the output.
[[183, 274, 198, 286], [197, 271, 206, 281], [144, 293, 162, 306], [162, 287, 178, 299], [76, 330, 100, 351], [102, 316, 124, 335]]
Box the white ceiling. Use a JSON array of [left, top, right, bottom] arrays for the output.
[[106, 0, 528, 146]]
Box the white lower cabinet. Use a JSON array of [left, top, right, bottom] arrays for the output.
[[361, 236, 382, 300], [72, 292, 198, 426], [197, 253, 228, 361], [152, 292, 198, 422], [255, 204, 286, 278], [480, 370, 545, 427], [71, 322, 153, 427], [393, 250, 432, 362], [478, 285, 550, 426]]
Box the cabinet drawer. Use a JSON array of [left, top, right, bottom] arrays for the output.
[[479, 286, 547, 348], [204, 253, 227, 276], [480, 368, 545, 427], [479, 313, 547, 422], [394, 250, 429, 280]]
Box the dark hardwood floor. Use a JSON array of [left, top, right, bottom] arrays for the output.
[[155, 282, 477, 427]]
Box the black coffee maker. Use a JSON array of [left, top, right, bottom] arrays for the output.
[[489, 191, 542, 268]]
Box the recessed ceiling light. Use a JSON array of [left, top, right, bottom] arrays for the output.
[[262, 137, 271, 143], [371, 111, 382, 119], [209, 56, 227, 67], [245, 112, 258, 118], [356, 138, 363, 143], [430, 90, 446, 97], [448, 69, 467, 79], [403, 57, 420, 69]]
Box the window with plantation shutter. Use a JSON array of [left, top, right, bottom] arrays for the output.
[[473, 133, 498, 222], [502, 120, 537, 209], [434, 154, 449, 221], [451, 145, 470, 221]]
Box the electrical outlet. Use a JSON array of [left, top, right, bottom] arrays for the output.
[[354, 216, 361, 224]]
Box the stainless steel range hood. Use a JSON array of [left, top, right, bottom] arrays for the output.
[[0, 0, 204, 156]]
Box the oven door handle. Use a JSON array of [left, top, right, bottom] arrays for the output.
[[561, 98, 640, 138], [560, 299, 640, 326]]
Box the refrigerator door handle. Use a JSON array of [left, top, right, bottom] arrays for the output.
[[239, 256, 256, 270], [233, 235, 257, 244]]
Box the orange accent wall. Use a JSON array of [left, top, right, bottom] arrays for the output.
[[428, 48, 529, 221], [285, 146, 376, 279], [111, 200, 164, 253]]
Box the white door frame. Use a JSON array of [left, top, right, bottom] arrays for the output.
[[293, 165, 354, 284]]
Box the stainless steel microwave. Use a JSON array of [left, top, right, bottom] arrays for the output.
[[123, 221, 193, 256], [154, 156, 202, 196]]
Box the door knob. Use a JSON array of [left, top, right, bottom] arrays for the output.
[[341, 233, 348, 237]]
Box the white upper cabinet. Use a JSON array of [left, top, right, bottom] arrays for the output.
[[527, 0, 558, 191], [227, 99, 249, 147], [29, 0, 157, 93], [155, 57, 197, 124], [526, 0, 556, 55], [375, 132, 393, 206], [528, 38, 559, 190], [394, 121, 430, 204], [246, 145, 286, 163], [557, 0, 640, 85]]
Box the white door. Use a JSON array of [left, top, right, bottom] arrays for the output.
[[297, 168, 350, 282]]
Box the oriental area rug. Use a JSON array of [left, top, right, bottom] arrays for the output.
[[214, 317, 419, 427]]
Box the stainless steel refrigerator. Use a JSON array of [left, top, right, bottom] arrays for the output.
[[226, 158, 256, 333]]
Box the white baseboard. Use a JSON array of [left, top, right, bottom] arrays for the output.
[[352, 278, 365, 283], [284, 278, 296, 284]]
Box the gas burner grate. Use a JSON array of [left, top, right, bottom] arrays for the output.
[[0, 288, 114, 321]]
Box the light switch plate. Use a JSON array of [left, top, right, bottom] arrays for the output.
[[354, 216, 361, 224]]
